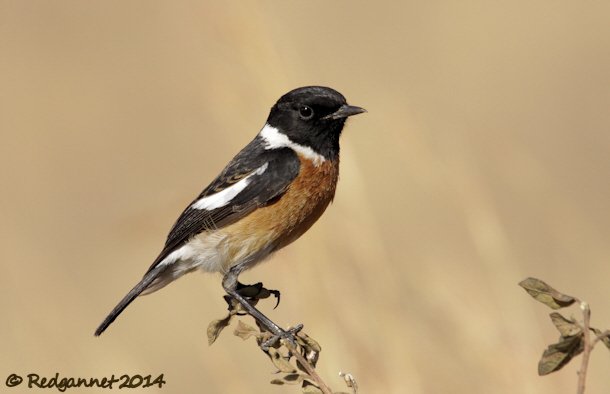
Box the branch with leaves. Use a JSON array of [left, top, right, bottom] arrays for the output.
[[519, 277, 610, 394], [207, 283, 358, 394]]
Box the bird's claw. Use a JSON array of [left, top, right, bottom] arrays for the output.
[[269, 289, 281, 309], [234, 281, 281, 308]]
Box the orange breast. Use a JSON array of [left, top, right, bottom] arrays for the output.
[[215, 155, 339, 272]]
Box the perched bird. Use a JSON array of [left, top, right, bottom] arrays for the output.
[[94, 86, 365, 339]]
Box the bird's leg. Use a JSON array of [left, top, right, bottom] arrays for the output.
[[222, 268, 301, 349]]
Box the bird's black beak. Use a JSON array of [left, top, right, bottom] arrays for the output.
[[322, 104, 367, 120]]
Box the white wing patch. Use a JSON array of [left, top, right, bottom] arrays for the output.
[[191, 162, 269, 211], [260, 124, 326, 166]]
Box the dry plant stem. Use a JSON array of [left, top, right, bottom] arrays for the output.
[[577, 301, 591, 394], [284, 339, 333, 394], [592, 330, 610, 347]]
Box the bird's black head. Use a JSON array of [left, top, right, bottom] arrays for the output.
[[266, 86, 365, 160]]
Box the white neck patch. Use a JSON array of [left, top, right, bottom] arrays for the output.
[[259, 124, 326, 166]]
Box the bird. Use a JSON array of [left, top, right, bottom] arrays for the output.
[[94, 86, 365, 339]]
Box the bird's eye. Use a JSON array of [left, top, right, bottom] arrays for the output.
[[298, 105, 314, 120]]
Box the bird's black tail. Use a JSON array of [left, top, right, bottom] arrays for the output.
[[94, 265, 165, 336]]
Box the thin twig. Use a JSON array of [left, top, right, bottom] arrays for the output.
[[577, 301, 591, 394], [591, 329, 610, 348], [284, 340, 334, 394]]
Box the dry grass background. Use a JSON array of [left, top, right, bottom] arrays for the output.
[[2, 1, 610, 393]]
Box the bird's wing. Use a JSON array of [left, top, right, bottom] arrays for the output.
[[147, 137, 300, 271]]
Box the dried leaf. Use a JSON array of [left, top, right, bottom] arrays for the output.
[[519, 278, 576, 309], [302, 380, 323, 393], [601, 336, 610, 350], [233, 320, 259, 341], [296, 348, 320, 374], [591, 328, 610, 350], [223, 294, 248, 316], [270, 373, 306, 386], [538, 334, 584, 375], [297, 332, 322, 353], [207, 314, 232, 345], [296, 359, 309, 374], [549, 313, 582, 337], [339, 371, 358, 393], [268, 348, 297, 373]]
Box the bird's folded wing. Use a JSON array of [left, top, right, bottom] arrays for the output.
[[146, 138, 300, 271]]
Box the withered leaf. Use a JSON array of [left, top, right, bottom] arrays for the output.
[[549, 313, 582, 337], [207, 314, 233, 345], [591, 328, 610, 351], [297, 332, 322, 353], [339, 371, 358, 393], [519, 277, 576, 309], [294, 352, 318, 372], [233, 320, 259, 341], [538, 334, 584, 375], [268, 347, 297, 373], [270, 373, 306, 386], [296, 359, 310, 374], [302, 380, 323, 393]]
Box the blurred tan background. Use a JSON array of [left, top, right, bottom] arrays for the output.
[[2, 1, 610, 393]]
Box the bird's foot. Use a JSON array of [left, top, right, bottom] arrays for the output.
[[220, 274, 295, 350], [224, 282, 281, 311]]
